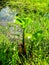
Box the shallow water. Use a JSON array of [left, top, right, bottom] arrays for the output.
[[0, 6, 23, 42], [0, 6, 16, 23]]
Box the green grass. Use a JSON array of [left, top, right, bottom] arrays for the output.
[[0, 0, 49, 65]]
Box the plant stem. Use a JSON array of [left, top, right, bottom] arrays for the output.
[[23, 28, 25, 47]]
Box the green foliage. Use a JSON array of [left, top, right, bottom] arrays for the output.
[[0, 0, 49, 65]]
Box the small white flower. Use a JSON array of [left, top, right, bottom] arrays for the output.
[[13, 19, 16, 23], [28, 36, 31, 39]]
